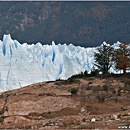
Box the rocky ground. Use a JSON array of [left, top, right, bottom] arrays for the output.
[[0, 74, 130, 129]]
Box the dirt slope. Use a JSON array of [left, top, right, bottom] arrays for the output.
[[0, 75, 130, 129]]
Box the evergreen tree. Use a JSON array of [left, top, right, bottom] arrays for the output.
[[94, 43, 114, 74], [114, 42, 130, 74]]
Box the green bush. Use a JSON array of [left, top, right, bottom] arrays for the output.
[[86, 86, 91, 90], [103, 85, 108, 92], [69, 78, 75, 83], [84, 70, 88, 76], [101, 96, 105, 103], [91, 69, 99, 77], [121, 107, 126, 111], [126, 80, 130, 87], [115, 97, 118, 103], [118, 89, 121, 96], [28, 112, 40, 116], [88, 82, 92, 85], [97, 95, 105, 103], [113, 89, 116, 94], [0, 117, 4, 123], [71, 88, 78, 95], [0, 108, 4, 115]]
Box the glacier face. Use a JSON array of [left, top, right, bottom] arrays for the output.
[[0, 34, 121, 92]]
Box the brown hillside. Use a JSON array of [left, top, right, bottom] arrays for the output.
[[0, 75, 130, 129]]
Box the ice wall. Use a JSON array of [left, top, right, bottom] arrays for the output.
[[0, 34, 124, 92]]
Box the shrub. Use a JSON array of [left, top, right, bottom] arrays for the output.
[[88, 82, 92, 85], [55, 78, 80, 85], [126, 80, 130, 87], [71, 88, 78, 95], [69, 78, 75, 83], [97, 95, 105, 103], [84, 70, 88, 76], [103, 85, 108, 92], [86, 86, 91, 90], [101, 96, 105, 102], [121, 107, 126, 111], [0, 117, 4, 123], [115, 97, 118, 103], [118, 89, 121, 96], [91, 69, 99, 76], [28, 112, 40, 116], [0, 108, 4, 115], [88, 77, 94, 80], [25, 126, 32, 129], [113, 89, 116, 94]]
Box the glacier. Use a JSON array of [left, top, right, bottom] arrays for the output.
[[0, 34, 122, 92]]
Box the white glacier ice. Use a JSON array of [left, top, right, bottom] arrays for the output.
[[0, 34, 124, 92]]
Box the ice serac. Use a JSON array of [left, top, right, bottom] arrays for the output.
[[0, 34, 124, 92]]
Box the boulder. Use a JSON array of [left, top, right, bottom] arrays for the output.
[[110, 114, 118, 120], [91, 118, 96, 123]]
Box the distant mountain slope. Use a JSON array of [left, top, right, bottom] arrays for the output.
[[0, 2, 130, 47]]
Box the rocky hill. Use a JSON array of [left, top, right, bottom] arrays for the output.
[[0, 74, 130, 129], [0, 2, 130, 47]]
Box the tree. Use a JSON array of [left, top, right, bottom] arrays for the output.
[[114, 42, 130, 74], [94, 43, 114, 74]]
